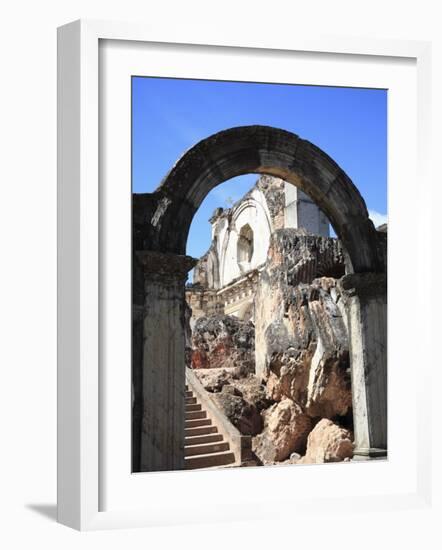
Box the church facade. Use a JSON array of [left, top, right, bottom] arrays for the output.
[[185, 175, 330, 322]]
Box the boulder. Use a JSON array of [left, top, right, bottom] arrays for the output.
[[211, 385, 262, 436], [231, 376, 273, 413], [298, 419, 353, 464], [190, 314, 255, 372], [252, 399, 312, 463], [193, 367, 236, 393]]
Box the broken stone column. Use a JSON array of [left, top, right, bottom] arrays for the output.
[[339, 273, 387, 458], [136, 251, 196, 472]]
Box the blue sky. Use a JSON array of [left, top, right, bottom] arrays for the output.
[[132, 77, 387, 260]]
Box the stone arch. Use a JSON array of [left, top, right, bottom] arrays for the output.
[[135, 125, 387, 471], [145, 125, 383, 275]]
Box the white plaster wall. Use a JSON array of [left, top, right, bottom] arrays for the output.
[[211, 217, 227, 259], [284, 182, 329, 236], [220, 189, 272, 287], [284, 181, 299, 227], [217, 183, 330, 287]]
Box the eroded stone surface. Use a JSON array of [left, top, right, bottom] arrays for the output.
[[230, 375, 273, 413], [195, 367, 273, 413], [252, 399, 312, 463], [298, 419, 353, 464], [255, 231, 352, 420], [190, 315, 255, 372], [192, 367, 237, 393], [211, 385, 263, 436]]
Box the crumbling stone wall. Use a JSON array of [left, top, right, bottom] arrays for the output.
[[189, 228, 355, 465], [190, 314, 255, 372], [186, 176, 332, 323], [257, 175, 286, 230], [255, 229, 345, 382]]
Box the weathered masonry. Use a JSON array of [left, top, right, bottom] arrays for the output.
[[186, 175, 329, 322], [132, 125, 387, 472]]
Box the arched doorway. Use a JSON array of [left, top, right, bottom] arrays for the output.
[[133, 125, 387, 471]]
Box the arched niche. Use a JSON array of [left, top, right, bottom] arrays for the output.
[[237, 223, 254, 273]]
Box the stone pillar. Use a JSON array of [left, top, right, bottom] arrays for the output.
[[339, 273, 387, 458], [132, 254, 145, 472], [136, 251, 197, 472]]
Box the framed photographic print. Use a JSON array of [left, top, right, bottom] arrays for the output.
[[57, 19, 432, 530]]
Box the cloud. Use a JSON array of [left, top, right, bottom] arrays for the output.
[[368, 209, 388, 228]]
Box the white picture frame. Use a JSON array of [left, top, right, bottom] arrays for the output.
[[57, 19, 433, 531]]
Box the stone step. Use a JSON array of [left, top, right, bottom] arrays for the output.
[[185, 410, 206, 421], [185, 391, 193, 398], [185, 441, 229, 457], [185, 403, 201, 412], [185, 418, 212, 429], [184, 433, 224, 446], [185, 397, 197, 405], [185, 450, 236, 469], [184, 425, 218, 437]]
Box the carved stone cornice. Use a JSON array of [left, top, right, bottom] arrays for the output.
[[135, 250, 197, 283], [338, 272, 387, 299]]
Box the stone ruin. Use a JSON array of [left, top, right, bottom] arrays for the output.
[[185, 175, 329, 326], [185, 183, 387, 466], [132, 125, 387, 472]]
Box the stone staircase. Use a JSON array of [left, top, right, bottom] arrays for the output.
[[184, 384, 236, 469]]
